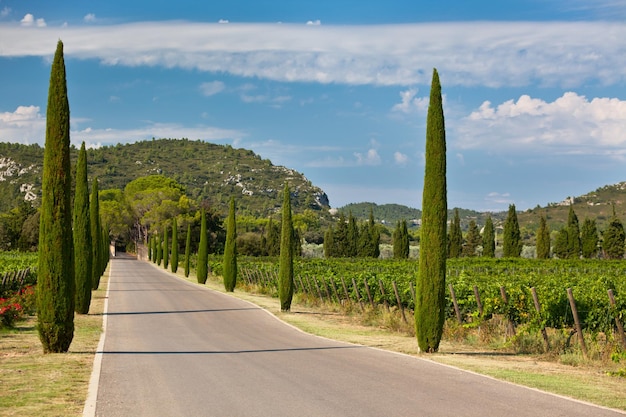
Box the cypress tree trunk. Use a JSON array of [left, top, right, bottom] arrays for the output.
[[171, 218, 178, 273], [223, 197, 237, 292], [73, 142, 92, 315], [36, 40, 75, 353], [148, 236, 153, 261], [278, 183, 294, 311], [197, 209, 208, 284], [90, 178, 102, 289], [163, 226, 169, 269], [415, 68, 447, 353], [184, 224, 191, 277]]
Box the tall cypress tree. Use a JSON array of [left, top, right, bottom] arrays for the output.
[[163, 226, 169, 269], [346, 212, 359, 257], [536, 215, 551, 259], [73, 142, 92, 315], [197, 209, 208, 284], [37, 40, 75, 353], [151, 235, 157, 264], [393, 220, 410, 259], [324, 225, 334, 258], [566, 205, 581, 259], [448, 208, 462, 258], [603, 208, 625, 259], [278, 183, 294, 311], [90, 178, 102, 289], [156, 233, 162, 266], [554, 228, 569, 258], [463, 220, 481, 257], [223, 197, 237, 292], [482, 215, 495, 258], [503, 204, 522, 257], [580, 218, 598, 259], [184, 223, 191, 277], [416, 68, 447, 353], [171, 217, 179, 273]]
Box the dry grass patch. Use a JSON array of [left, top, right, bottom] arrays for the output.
[[0, 270, 108, 417]]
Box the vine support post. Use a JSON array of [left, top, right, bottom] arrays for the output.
[[567, 288, 588, 359], [448, 284, 462, 324], [531, 287, 550, 352], [473, 285, 483, 317], [379, 279, 390, 312], [500, 286, 516, 336], [392, 281, 407, 323], [608, 289, 626, 349], [363, 279, 375, 309], [351, 277, 364, 312]]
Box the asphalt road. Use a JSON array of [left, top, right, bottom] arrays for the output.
[[93, 255, 625, 417]]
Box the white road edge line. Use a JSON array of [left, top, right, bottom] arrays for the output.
[[82, 260, 113, 417]]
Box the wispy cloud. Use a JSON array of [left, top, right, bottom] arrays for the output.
[[394, 151, 409, 165], [84, 13, 96, 23], [199, 81, 225, 96], [1, 7, 11, 18], [1, 21, 626, 88], [456, 92, 626, 157], [0, 105, 243, 147]]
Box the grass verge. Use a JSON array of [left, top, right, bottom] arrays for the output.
[[0, 269, 108, 417]]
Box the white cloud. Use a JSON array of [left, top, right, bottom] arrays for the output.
[[457, 92, 626, 156], [0, 105, 45, 143], [0, 104, 244, 147], [20, 14, 46, 27], [1, 7, 11, 18], [485, 192, 513, 205], [218, 19, 229, 24], [199, 81, 225, 96], [354, 148, 381, 166], [84, 14, 96, 23], [392, 88, 428, 114], [2, 21, 626, 88], [306, 20, 321, 26], [394, 152, 408, 165]]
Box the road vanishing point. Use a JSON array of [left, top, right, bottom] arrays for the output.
[[86, 255, 625, 417]]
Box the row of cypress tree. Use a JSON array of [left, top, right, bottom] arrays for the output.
[[37, 41, 108, 353], [323, 209, 380, 258], [447, 202, 625, 260]]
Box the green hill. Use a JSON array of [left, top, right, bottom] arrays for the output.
[[0, 138, 329, 217], [3, 138, 626, 234]]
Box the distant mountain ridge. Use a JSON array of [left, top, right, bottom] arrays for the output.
[[2, 139, 626, 231], [0, 139, 329, 217], [339, 182, 626, 232]]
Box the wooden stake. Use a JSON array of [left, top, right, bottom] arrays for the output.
[[608, 289, 626, 349], [392, 281, 407, 323], [567, 288, 588, 358], [449, 284, 462, 324], [531, 287, 550, 351]]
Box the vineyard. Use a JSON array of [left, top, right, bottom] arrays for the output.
[[0, 251, 37, 297], [208, 257, 626, 353]]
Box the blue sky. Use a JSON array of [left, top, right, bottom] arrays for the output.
[[2, 1, 626, 212]]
